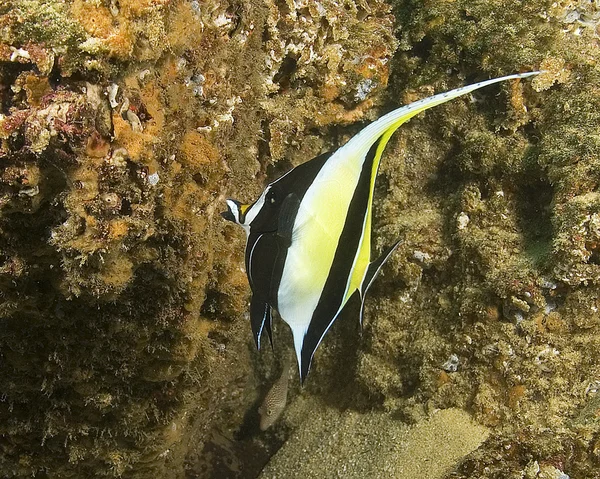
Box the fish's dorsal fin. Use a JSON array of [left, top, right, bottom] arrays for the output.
[[338, 72, 541, 307], [359, 240, 403, 326], [343, 72, 541, 163]]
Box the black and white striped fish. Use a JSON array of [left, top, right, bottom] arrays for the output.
[[222, 71, 540, 383]]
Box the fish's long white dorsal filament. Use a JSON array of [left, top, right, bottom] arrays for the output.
[[347, 71, 541, 157]]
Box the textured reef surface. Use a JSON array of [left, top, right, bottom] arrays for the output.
[[0, 0, 599, 478]]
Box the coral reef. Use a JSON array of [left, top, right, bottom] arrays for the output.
[[0, 0, 395, 477], [260, 0, 396, 163]]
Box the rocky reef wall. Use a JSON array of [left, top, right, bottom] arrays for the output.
[[0, 0, 396, 477], [1, 0, 600, 478], [354, 1, 600, 478]]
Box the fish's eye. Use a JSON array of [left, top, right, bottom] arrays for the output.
[[266, 190, 277, 204]]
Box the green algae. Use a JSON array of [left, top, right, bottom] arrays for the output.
[[0, 1, 86, 51]]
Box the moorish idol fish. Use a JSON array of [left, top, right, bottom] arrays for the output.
[[222, 71, 541, 383]]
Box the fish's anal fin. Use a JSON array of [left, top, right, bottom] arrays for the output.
[[297, 290, 361, 384], [250, 295, 272, 350], [277, 193, 301, 247], [359, 240, 403, 326]]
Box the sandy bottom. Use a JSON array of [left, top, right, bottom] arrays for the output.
[[259, 399, 489, 478]]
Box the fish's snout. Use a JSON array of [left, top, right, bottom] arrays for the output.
[[221, 199, 241, 223], [258, 404, 277, 431], [221, 208, 236, 223]]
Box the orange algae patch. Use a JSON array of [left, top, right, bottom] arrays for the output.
[[314, 98, 375, 126], [161, 181, 208, 230], [118, 0, 173, 17], [352, 45, 391, 83], [108, 219, 130, 241], [70, 0, 115, 37], [102, 25, 136, 60], [508, 384, 527, 409], [436, 370, 451, 388], [177, 131, 226, 203], [113, 76, 164, 162], [166, 1, 204, 54], [113, 115, 144, 159], [509, 78, 528, 113], [70, 0, 134, 59], [534, 311, 567, 334], [179, 131, 220, 168], [533, 57, 571, 91], [319, 82, 341, 102]]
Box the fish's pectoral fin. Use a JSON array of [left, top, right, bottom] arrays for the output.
[[277, 193, 301, 246], [359, 240, 403, 326], [250, 295, 272, 350]]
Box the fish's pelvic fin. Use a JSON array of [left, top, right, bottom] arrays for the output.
[[250, 296, 272, 350], [264, 308, 274, 350], [359, 240, 402, 326]]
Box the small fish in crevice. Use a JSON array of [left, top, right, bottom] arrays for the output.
[[258, 353, 292, 431], [222, 71, 542, 383]]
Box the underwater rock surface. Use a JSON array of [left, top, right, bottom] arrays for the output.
[[0, 0, 599, 478], [259, 402, 489, 478], [0, 0, 395, 477]]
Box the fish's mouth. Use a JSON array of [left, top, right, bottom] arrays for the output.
[[221, 198, 243, 224], [220, 208, 236, 222]]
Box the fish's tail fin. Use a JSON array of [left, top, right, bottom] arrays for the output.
[[359, 240, 402, 326], [345, 71, 541, 164]]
